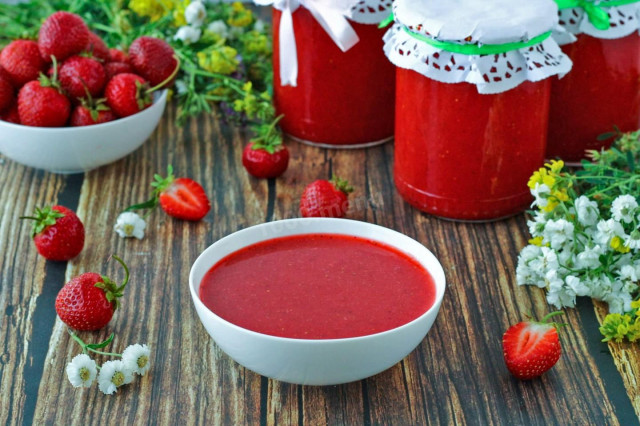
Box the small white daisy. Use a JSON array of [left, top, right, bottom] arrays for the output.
[[174, 26, 202, 44], [98, 360, 134, 395], [185, 1, 206, 27], [122, 344, 151, 376], [574, 195, 599, 227], [114, 212, 146, 239], [207, 20, 229, 38], [66, 354, 97, 388], [611, 194, 638, 224]]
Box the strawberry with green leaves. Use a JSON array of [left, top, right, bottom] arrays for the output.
[[502, 312, 564, 380], [55, 255, 129, 330], [17, 62, 70, 127], [299, 177, 354, 218], [70, 96, 116, 126], [22, 205, 84, 261], [242, 141, 289, 179]]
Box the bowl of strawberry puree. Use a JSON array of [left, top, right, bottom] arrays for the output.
[[0, 90, 167, 174], [189, 218, 446, 386]]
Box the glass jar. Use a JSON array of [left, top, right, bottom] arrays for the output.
[[267, 2, 394, 148], [548, 3, 640, 163], [384, 0, 572, 221]]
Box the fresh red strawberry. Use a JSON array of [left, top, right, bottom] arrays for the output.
[[104, 73, 152, 117], [105, 61, 132, 80], [21, 205, 84, 261], [0, 40, 45, 87], [18, 73, 71, 127], [84, 32, 110, 62], [128, 36, 178, 88], [0, 71, 15, 112], [502, 312, 564, 380], [38, 11, 90, 62], [242, 137, 289, 179], [109, 48, 129, 64], [70, 97, 116, 126], [150, 166, 210, 220], [59, 55, 107, 99], [0, 104, 20, 124], [299, 177, 354, 218], [55, 255, 129, 330]]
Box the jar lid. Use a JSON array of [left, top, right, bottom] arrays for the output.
[[384, 0, 573, 94], [348, 0, 392, 24], [554, 0, 640, 43]]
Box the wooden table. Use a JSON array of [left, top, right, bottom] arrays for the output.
[[1, 104, 639, 425]]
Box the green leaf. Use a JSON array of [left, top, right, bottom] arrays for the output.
[[86, 333, 115, 350]]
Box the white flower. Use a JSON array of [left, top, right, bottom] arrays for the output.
[[207, 20, 229, 38], [611, 194, 638, 224], [589, 275, 612, 300], [604, 288, 632, 314], [122, 344, 151, 376], [624, 229, 640, 250], [531, 183, 551, 208], [98, 360, 134, 395], [185, 1, 206, 27], [253, 19, 266, 32], [516, 245, 543, 285], [594, 219, 625, 246], [543, 219, 575, 250], [619, 264, 639, 282], [574, 195, 599, 227], [565, 275, 590, 297], [66, 354, 97, 388], [114, 212, 146, 239], [576, 244, 603, 269], [546, 270, 576, 308], [527, 211, 547, 237], [529, 246, 559, 276], [174, 26, 202, 44], [175, 79, 189, 95]]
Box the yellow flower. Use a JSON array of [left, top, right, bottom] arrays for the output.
[[610, 236, 631, 253], [528, 236, 545, 246], [129, 0, 165, 21], [172, 0, 189, 27], [631, 300, 640, 310], [545, 159, 564, 174], [227, 2, 253, 27], [242, 30, 270, 55], [527, 168, 555, 190], [197, 46, 239, 75]]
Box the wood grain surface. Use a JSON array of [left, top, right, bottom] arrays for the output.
[[1, 103, 639, 425]]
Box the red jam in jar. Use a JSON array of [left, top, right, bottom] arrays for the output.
[[394, 69, 551, 221], [547, 33, 640, 162], [273, 8, 395, 147]]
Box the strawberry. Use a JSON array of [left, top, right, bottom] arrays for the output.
[[70, 97, 116, 126], [153, 166, 210, 220], [242, 137, 289, 179], [0, 40, 45, 87], [38, 11, 90, 63], [104, 73, 152, 118], [502, 312, 564, 380], [0, 71, 15, 112], [55, 255, 129, 330], [18, 71, 71, 127], [0, 104, 20, 124], [105, 61, 132, 80], [299, 177, 354, 218], [21, 205, 84, 261], [128, 36, 178, 88], [109, 48, 129, 64], [84, 32, 111, 63], [59, 55, 107, 99]]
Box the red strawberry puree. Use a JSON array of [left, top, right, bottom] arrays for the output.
[[547, 34, 640, 162], [199, 234, 436, 339], [394, 70, 550, 221], [272, 8, 395, 146]]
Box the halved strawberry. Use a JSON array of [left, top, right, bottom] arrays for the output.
[[154, 167, 210, 221], [502, 312, 564, 380]]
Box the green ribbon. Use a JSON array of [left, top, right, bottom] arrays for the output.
[[402, 27, 552, 56], [555, 0, 640, 31], [378, 12, 394, 29]]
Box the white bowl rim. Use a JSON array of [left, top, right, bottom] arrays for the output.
[[189, 217, 446, 344], [0, 89, 167, 132]]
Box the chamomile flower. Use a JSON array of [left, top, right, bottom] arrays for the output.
[[574, 195, 599, 227], [122, 344, 151, 376], [175, 25, 202, 44], [114, 212, 146, 239], [66, 354, 97, 388], [611, 195, 638, 223], [185, 1, 206, 27], [98, 360, 133, 395]]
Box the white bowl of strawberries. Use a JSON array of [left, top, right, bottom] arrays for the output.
[[0, 11, 176, 174]]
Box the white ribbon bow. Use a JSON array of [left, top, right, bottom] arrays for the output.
[[256, 0, 360, 86]]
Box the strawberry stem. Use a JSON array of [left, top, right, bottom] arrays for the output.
[[68, 329, 121, 357], [110, 255, 129, 293], [20, 207, 65, 237], [146, 55, 181, 94], [331, 176, 354, 195]]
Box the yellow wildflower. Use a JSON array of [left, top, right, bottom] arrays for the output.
[[242, 30, 270, 55], [527, 167, 555, 190], [172, 0, 189, 27], [528, 236, 545, 246], [129, 0, 165, 21], [197, 46, 239, 75], [227, 2, 253, 27], [545, 159, 564, 174], [631, 300, 640, 311], [610, 236, 631, 253]]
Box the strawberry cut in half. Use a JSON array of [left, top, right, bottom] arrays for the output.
[[502, 311, 564, 380], [21, 205, 84, 261], [55, 255, 129, 330], [154, 166, 211, 221], [299, 177, 354, 218]]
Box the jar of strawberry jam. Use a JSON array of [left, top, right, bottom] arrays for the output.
[[547, 1, 640, 163], [384, 0, 573, 221], [256, 0, 395, 148]]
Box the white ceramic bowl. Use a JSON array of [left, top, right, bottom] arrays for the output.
[[0, 90, 167, 174], [189, 218, 446, 386]]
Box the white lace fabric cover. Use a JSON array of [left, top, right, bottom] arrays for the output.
[[348, 0, 392, 24], [555, 1, 640, 45], [383, 0, 574, 94]]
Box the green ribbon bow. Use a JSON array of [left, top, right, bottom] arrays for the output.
[[555, 0, 640, 31]]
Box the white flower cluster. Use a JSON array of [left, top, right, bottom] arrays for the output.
[[66, 344, 151, 395], [517, 194, 640, 313], [175, 1, 207, 44]]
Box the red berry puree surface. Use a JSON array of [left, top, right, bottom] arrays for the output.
[[199, 234, 436, 339]]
